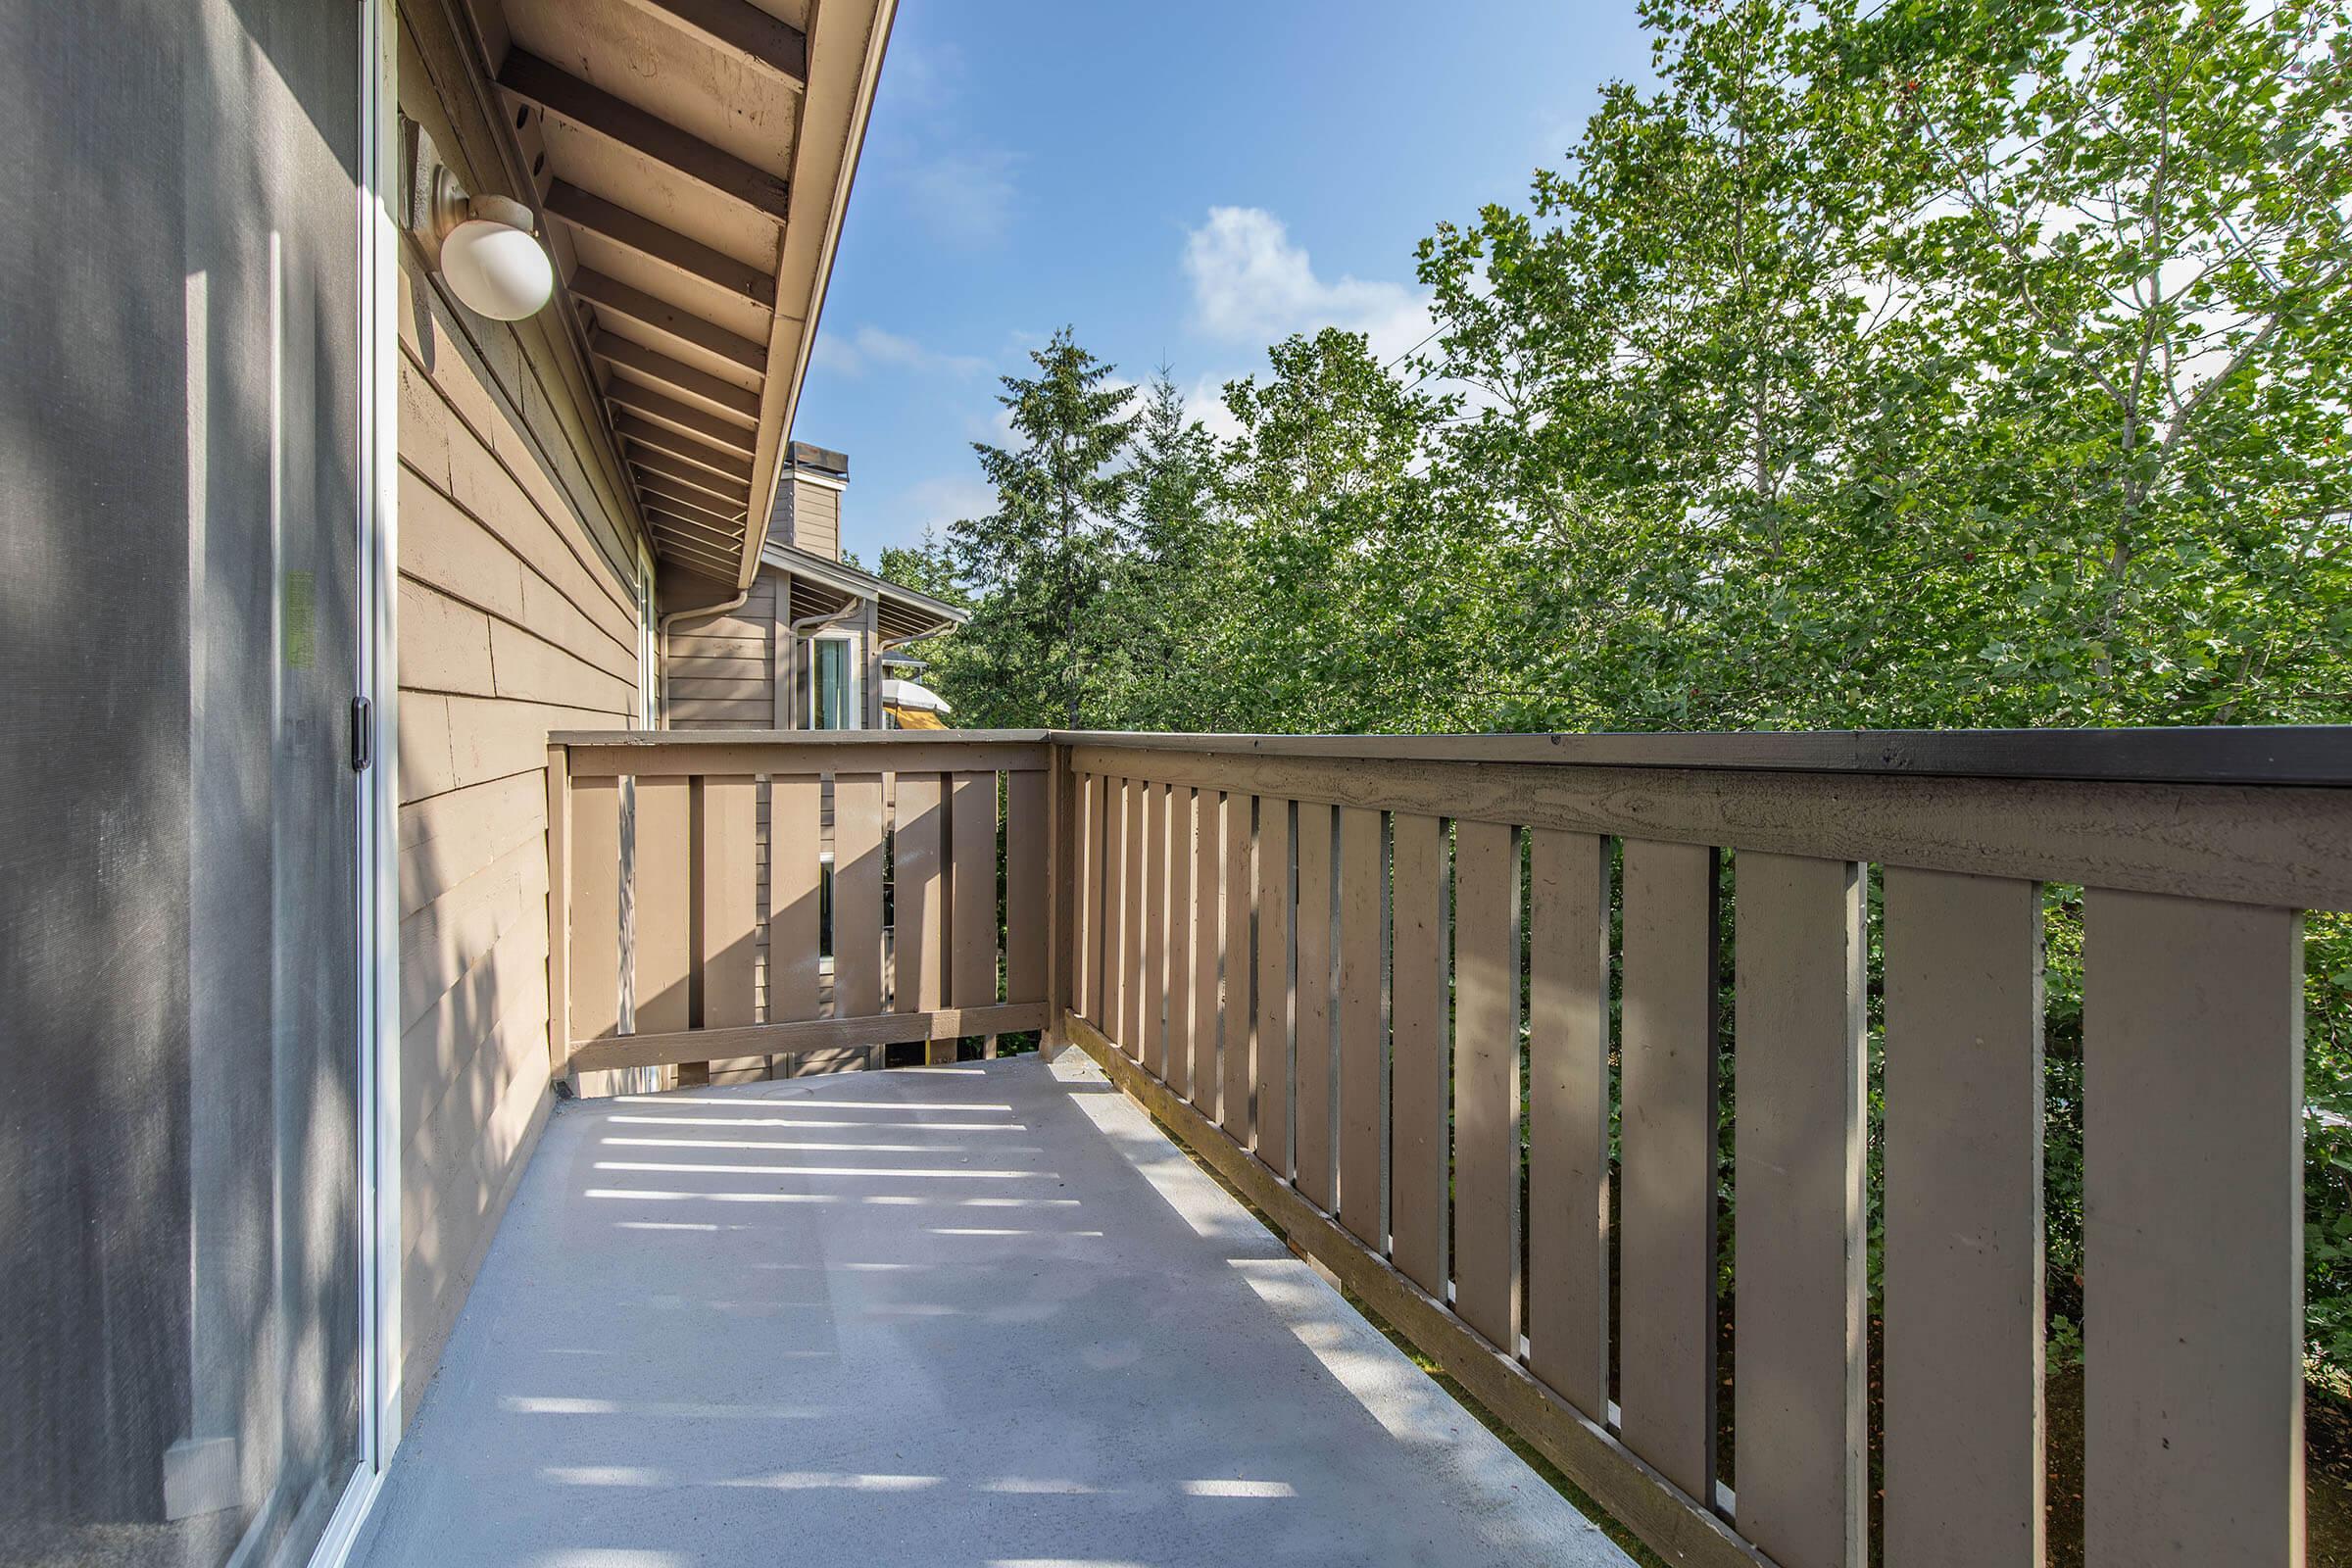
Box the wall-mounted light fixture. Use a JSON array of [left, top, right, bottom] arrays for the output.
[[422, 168, 554, 321]]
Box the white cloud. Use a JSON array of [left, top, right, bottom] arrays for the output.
[[962, 401, 1017, 445], [879, 38, 960, 113], [849, 473, 998, 562], [905, 473, 996, 522], [902, 148, 1020, 248], [811, 326, 987, 381], [1176, 371, 1247, 446], [1182, 207, 1435, 366], [868, 44, 1020, 249]]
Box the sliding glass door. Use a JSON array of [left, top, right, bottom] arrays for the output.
[[0, 1, 374, 1563]]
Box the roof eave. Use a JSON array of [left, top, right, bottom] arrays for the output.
[[739, 0, 897, 589], [761, 538, 970, 633]]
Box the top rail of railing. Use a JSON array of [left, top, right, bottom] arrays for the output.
[[1054, 724, 2352, 786], [550, 724, 2352, 786]]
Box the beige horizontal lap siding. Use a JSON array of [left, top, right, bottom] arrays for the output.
[[791, 476, 839, 560], [664, 575, 781, 1078], [394, 240, 644, 1431]]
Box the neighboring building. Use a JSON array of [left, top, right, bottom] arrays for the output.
[[662, 442, 964, 1092], [664, 442, 966, 732]]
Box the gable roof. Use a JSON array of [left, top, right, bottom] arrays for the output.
[[760, 539, 969, 641]]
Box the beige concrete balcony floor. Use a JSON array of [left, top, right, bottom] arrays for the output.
[[355, 1054, 1632, 1567]]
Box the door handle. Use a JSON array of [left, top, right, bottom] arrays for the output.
[[351, 695, 373, 772]]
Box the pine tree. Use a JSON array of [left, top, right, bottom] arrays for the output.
[[1111, 371, 1223, 727], [949, 328, 1140, 728]]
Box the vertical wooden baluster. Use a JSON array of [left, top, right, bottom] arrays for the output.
[[755, 780, 771, 1032], [949, 770, 998, 1056], [1044, 752, 1072, 1057], [768, 774, 822, 1054], [1884, 866, 2045, 1568], [1295, 801, 1337, 1209], [1122, 779, 1148, 1058], [1254, 797, 1293, 1179], [569, 772, 622, 1097], [699, 773, 762, 1083], [1390, 811, 1448, 1299], [1735, 853, 1868, 1568], [1167, 787, 1195, 1097], [1102, 778, 1126, 1043], [1453, 818, 1521, 1353], [1528, 827, 1610, 1420], [2084, 890, 2303, 1567], [833, 772, 886, 1065], [1221, 793, 1255, 1148], [1144, 781, 1170, 1077], [1074, 772, 1099, 1025], [896, 772, 948, 1060], [1337, 807, 1386, 1250], [1618, 838, 1719, 1504], [1006, 769, 1048, 1007], [1193, 790, 1224, 1116], [634, 774, 693, 1046]]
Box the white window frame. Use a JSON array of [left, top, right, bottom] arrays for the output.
[[636, 544, 660, 728], [808, 630, 860, 730]]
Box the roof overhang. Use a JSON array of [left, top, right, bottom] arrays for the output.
[[761, 538, 970, 640], [447, 0, 895, 588]]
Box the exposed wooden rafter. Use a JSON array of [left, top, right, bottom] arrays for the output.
[[617, 414, 755, 482], [606, 380, 759, 455], [630, 448, 751, 504], [571, 270, 769, 374], [592, 332, 761, 421], [643, 507, 743, 549], [646, 509, 742, 546], [648, 519, 744, 559], [498, 49, 791, 221], [634, 476, 749, 529], [644, 509, 743, 547], [645, 521, 747, 564], [546, 182, 776, 308], [654, 539, 747, 578], [612, 0, 808, 84], [466, 0, 892, 581]]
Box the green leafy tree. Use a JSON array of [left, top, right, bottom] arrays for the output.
[[873, 527, 971, 712], [1213, 327, 1469, 732], [1862, 0, 2352, 724], [926, 0, 2352, 1379]]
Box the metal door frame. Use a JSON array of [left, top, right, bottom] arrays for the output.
[[307, 2, 403, 1560]]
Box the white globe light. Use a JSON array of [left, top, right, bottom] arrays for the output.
[[439, 217, 554, 320]]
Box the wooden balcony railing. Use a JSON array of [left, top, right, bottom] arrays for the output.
[[546, 724, 2352, 1568], [545, 731, 1057, 1087]]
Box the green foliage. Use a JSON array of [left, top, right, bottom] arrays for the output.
[[944, 328, 1142, 728], [910, 0, 2352, 1372]]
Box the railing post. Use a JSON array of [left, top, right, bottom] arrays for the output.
[[1041, 740, 1074, 1060], [544, 742, 572, 1082]]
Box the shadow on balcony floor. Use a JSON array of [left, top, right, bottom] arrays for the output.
[[356, 1053, 1631, 1567]]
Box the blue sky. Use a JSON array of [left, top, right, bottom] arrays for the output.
[[799, 1, 1655, 564]]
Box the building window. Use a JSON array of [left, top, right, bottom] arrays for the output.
[[636, 546, 660, 728], [810, 635, 854, 729]]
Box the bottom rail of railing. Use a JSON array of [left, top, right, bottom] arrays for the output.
[[568, 1002, 1048, 1077]]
